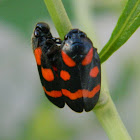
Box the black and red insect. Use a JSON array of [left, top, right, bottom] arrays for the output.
[[32, 22, 101, 112]]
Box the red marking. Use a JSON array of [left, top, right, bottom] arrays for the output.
[[61, 51, 76, 67], [62, 89, 82, 100], [52, 66, 57, 71], [52, 66, 58, 77], [60, 70, 70, 81], [83, 84, 100, 98], [43, 87, 62, 98], [34, 47, 42, 65], [90, 66, 99, 78], [62, 84, 100, 100], [82, 48, 93, 65], [41, 68, 54, 81]]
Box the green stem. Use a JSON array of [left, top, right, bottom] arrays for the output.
[[44, 0, 132, 139], [94, 69, 131, 140], [94, 94, 131, 140], [44, 0, 72, 39]]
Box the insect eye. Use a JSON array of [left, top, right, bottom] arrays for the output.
[[35, 22, 51, 36], [34, 28, 41, 37]]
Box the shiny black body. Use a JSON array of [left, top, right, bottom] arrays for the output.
[[32, 22, 65, 108], [60, 29, 101, 112], [32, 22, 101, 112]]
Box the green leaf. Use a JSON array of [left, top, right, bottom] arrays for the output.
[[99, 0, 140, 63]]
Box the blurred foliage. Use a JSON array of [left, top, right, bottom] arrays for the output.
[[0, 0, 126, 39], [93, 0, 127, 14], [110, 61, 136, 102], [0, 0, 47, 38], [22, 106, 76, 140], [0, 0, 73, 39]]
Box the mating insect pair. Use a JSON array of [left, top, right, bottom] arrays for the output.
[[32, 22, 101, 112]]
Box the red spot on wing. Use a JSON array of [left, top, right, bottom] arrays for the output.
[[90, 66, 99, 78], [60, 70, 70, 81], [61, 51, 76, 67], [82, 48, 93, 66], [34, 47, 42, 65], [41, 68, 54, 81], [62, 84, 100, 100], [43, 87, 62, 98]]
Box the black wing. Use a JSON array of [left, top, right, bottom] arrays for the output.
[[60, 29, 101, 112], [32, 22, 65, 108]]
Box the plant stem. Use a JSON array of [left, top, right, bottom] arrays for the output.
[[44, 0, 132, 139], [44, 0, 72, 39], [94, 69, 131, 140], [94, 94, 131, 140]]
